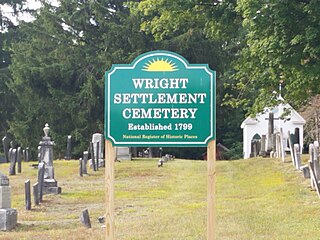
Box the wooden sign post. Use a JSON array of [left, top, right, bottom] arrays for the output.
[[105, 140, 115, 239], [207, 140, 216, 240], [105, 50, 216, 239]]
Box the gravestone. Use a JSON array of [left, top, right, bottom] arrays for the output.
[[38, 124, 61, 195], [65, 135, 72, 160], [37, 162, 45, 202], [9, 140, 17, 149], [2, 136, 10, 163], [25, 147, 31, 162], [25, 180, 31, 210], [17, 147, 22, 173], [80, 209, 91, 228], [293, 144, 301, 170], [267, 112, 274, 152], [89, 142, 96, 171], [0, 173, 17, 230], [261, 135, 267, 157], [79, 158, 83, 177], [92, 133, 104, 167], [288, 131, 295, 167], [116, 147, 132, 161], [279, 128, 285, 162], [9, 149, 17, 176], [95, 142, 99, 171], [33, 183, 39, 205], [313, 141, 320, 180], [82, 151, 88, 175]]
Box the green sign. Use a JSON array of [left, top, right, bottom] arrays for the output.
[[105, 51, 216, 146]]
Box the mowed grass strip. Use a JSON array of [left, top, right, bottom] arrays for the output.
[[217, 157, 320, 240], [0, 156, 319, 239]]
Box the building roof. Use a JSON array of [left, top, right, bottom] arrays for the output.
[[241, 101, 306, 129]]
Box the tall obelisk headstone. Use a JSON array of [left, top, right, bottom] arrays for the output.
[[38, 124, 61, 194]]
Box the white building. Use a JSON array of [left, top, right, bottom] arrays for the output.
[[241, 100, 306, 159]]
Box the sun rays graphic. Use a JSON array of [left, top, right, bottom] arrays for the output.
[[142, 58, 178, 72]]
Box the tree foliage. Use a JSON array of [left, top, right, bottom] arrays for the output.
[[2, 0, 320, 159], [8, 0, 150, 156]]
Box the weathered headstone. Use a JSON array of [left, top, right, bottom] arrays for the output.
[[279, 128, 285, 162], [25, 180, 31, 210], [261, 135, 267, 157], [288, 131, 295, 167], [0, 173, 17, 230], [9, 149, 17, 176], [92, 133, 105, 167], [80, 209, 91, 228], [17, 147, 22, 173], [293, 144, 301, 170], [309, 160, 320, 198], [95, 141, 99, 171], [294, 127, 300, 145], [267, 112, 274, 152], [2, 136, 10, 163], [37, 162, 45, 202], [158, 159, 164, 167], [37, 146, 41, 163], [38, 124, 61, 195], [116, 147, 132, 161], [33, 183, 39, 205], [9, 140, 17, 149], [65, 135, 72, 160], [89, 142, 96, 171], [301, 165, 310, 179], [25, 147, 31, 162], [82, 151, 88, 175], [79, 158, 83, 177], [272, 133, 277, 153], [313, 141, 320, 180]]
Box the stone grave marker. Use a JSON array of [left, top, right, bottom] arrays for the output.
[[267, 112, 274, 152], [79, 158, 83, 177], [279, 128, 285, 162], [293, 144, 301, 170], [33, 182, 39, 205], [89, 142, 96, 171], [25, 147, 31, 162], [0, 173, 17, 230], [309, 160, 320, 198], [95, 141, 99, 171], [65, 135, 72, 160], [261, 135, 266, 157], [9, 140, 17, 149], [38, 124, 61, 195], [9, 149, 17, 176], [116, 147, 132, 161], [37, 162, 45, 202], [80, 209, 91, 228], [82, 151, 88, 175], [288, 131, 295, 166], [17, 147, 22, 173], [25, 180, 31, 210], [2, 136, 10, 163], [92, 133, 104, 167]]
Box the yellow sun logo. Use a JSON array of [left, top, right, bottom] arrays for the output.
[[143, 58, 178, 72]]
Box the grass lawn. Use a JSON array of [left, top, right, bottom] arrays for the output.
[[0, 156, 318, 239]]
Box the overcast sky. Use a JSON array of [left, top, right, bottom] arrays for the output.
[[1, 0, 59, 24]]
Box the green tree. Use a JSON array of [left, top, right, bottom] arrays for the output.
[[226, 0, 320, 115], [0, 0, 27, 144], [8, 0, 150, 157], [129, 0, 245, 149]]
